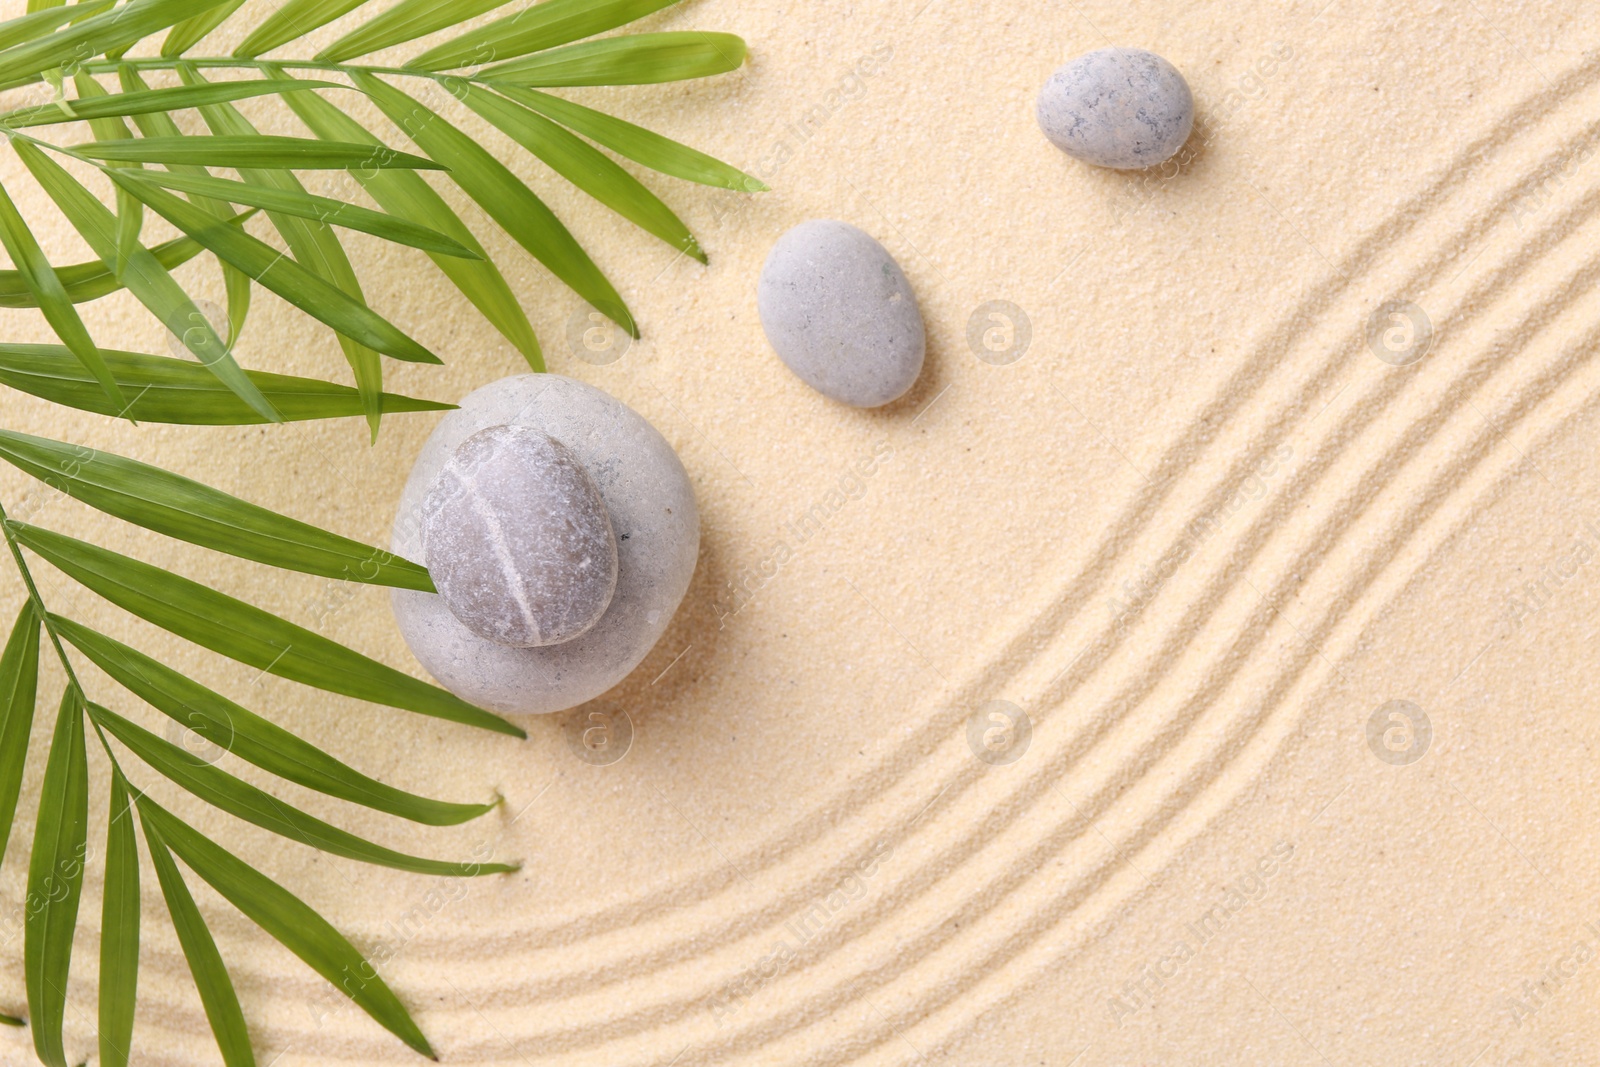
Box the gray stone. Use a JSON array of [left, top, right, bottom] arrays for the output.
[[757, 220, 925, 407], [421, 425, 617, 648], [1036, 48, 1194, 170], [392, 375, 699, 716]]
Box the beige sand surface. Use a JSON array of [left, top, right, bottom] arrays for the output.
[[1, 0, 1598, 1063]]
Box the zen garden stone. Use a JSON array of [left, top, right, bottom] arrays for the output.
[[420, 424, 618, 648], [757, 219, 925, 408], [1036, 47, 1194, 170], [393, 375, 699, 716]]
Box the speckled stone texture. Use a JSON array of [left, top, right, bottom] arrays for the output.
[[757, 219, 925, 407], [1036, 47, 1194, 169], [392, 375, 698, 715], [421, 424, 618, 648]]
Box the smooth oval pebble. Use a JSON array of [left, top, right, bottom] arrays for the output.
[[421, 424, 617, 648], [1036, 47, 1194, 170], [757, 220, 925, 408], [392, 375, 699, 715]]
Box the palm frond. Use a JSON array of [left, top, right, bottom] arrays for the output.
[[0, 230, 211, 307], [0, 0, 766, 1060], [0, 341, 449, 422]]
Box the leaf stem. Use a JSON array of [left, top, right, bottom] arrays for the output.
[[0, 501, 126, 772], [0, 502, 83, 696]]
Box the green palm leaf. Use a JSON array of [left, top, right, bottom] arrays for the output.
[[277, 75, 545, 368], [108, 173, 443, 365], [2, 78, 341, 127], [181, 66, 387, 438], [12, 139, 280, 421], [0, 0, 236, 89], [91, 701, 515, 876], [114, 169, 480, 259], [407, 0, 681, 71], [99, 770, 140, 1067], [0, 172, 124, 410], [317, 0, 515, 64], [0, 0, 233, 88], [478, 31, 747, 86], [498, 84, 767, 191], [0, 429, 434, 588], [0, 4, 762, 1064], [137, 799, 436, 1057], [0, 604, 40, 874], [77, 134, 446, 170], [23, 687, 87, 1067], [0, 343, 451, 424], [140, 810, 256, 1067], [69, 72, 147, 303], [162, 0, 248, 56], [452, 80, 703, 261], [8, 522, 523, 736], [0, 231, 211, 309], [354, 71, 636, 336], [55, 619, 493, 826], [116, 65, 256, 344], [0, 0, 116, 51], [234, 0, 366, 59]]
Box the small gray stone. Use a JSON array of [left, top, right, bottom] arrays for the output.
[[392, 375, 699, 716], [421, 425, 617, 648], [1036, 48, 1194, 170], [757, 220, 925, 408]]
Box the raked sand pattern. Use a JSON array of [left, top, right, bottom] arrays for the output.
[[2, 2, 1599, 1065]]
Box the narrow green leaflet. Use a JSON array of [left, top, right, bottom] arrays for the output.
[[78, 135, 446, 171], [12, 140, 280, 421], [115, 170, 480, 259], [277, 76, 543, 368], [139, 810, 255, 1067], [9, 522, 523, 736], [0, 603, 39, 871], [0, 1013, 22, 1026], [499, 85, 767, 190], [99, 770, 140, 1067], [0, 343, 452, 424], [182, 67, 385, 439], [138, 800, 436, 1057], [407, 0, 680, 72], [354, 72, 636, 337], [317, 0, 514, 64], [0, 0, 115, 50], [162, 0, 248, 56], [109, 174, 442, 364], [455, 81, 703, 261], [54, 619, 492, 826], [0, 232, 225, 310], [2, 78, 342, 127], [68, 72, 146, 298], [119, 66, 253, 343], [0, 429, 434, 588], [0, 0, 237, 88], [24, 687, 87, 1067], [92, 703, 516, 875], [478, 32, 747, 87], [0, 172, 125, 410], [234, 0, 365, 58]]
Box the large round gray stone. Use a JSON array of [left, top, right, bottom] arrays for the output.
[[1036, 48, 1194, 170], [757, 220, 925, 408], [391, 375, 699, 716], [421, 424, 617, 648]]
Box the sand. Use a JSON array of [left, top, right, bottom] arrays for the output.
[[0, 0, 1597, 1063]]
